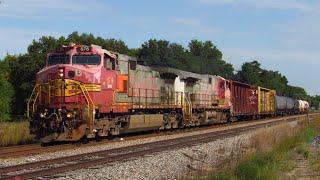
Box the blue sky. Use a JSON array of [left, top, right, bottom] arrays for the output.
[[0, 0, 319, 95]]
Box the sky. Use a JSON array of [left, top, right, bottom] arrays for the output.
[[0, 0, 319, 95]]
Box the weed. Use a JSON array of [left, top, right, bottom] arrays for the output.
[[0, 121, 34, 147], [296, 145, 310, 159]]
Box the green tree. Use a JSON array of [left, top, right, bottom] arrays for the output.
[[138, 39, 234, 78], [0, 60, 14, 121], [103, 38, 130, 54], [188, 40, 203, 56], [188, 40, 222, 60], [286, 85, 308, 99], [260, 70, 288, 95], [6, 54, 42, 115], [237, 61, 262, 85], [139, 39, 172, 66]]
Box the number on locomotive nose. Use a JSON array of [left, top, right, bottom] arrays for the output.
[[81, 46, 89, 51]]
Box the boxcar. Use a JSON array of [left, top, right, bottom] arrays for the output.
[[230, 81, 258, 117], [258, 87, 276, 115]]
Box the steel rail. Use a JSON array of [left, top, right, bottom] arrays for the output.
[[1, 114, 316, 180]]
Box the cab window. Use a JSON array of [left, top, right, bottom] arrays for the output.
[[72, 55, 101, 65], [104, 55, 116, 70], [48, 55, 70, 66]]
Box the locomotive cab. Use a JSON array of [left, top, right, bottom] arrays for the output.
[[28, 44, 118, 143]]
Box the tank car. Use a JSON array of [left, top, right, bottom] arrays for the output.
[[275, 95, 296, 115], [275, 96, 309, 115], [298, 100, 309, 113]]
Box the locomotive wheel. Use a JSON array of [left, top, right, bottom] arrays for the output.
[[227, 117, 237, 124], [107, 134, 114, 140], [96, 135, 102, 142], [81, 136, 89, 144]]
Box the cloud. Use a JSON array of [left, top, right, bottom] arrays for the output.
[[197, 0, 319, 12], [0, 28, 62, 57]]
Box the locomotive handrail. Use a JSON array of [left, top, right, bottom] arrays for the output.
[[183, 93, 192, 122], [126, 87, 219, 109], [73, 81, 95, 132], [127, 87, 185, 108], [27, 84, 40, 118]]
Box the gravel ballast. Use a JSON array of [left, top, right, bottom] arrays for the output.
[[58, 133, 251, 180], [0, 117, 304, 179]]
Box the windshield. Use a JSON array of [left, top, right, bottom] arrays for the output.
[[72, 55, 101, 65], [48, 55, 70, 66]]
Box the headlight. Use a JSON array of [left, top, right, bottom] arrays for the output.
[[40, 113, 46, 118], [67, 112, 73, 118], [59, 68, 64, 78]]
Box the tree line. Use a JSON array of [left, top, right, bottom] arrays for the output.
[[0, 32, 318, 121]]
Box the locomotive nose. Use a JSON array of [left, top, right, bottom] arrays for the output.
[[57, 66, 81, 80]]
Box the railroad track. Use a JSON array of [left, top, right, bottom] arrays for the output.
[[0, 117, 284, 159], [0, 114, 316, 180], [0, 113, 318, 159], [1, 113, 318, 160], [0, 144, 77, 159]]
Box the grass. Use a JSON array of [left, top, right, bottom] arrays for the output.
[[312, 152, 320, 171], [0, 121, 35, 147], [210, 117, 320, 180], [296, 145, 310, 159]]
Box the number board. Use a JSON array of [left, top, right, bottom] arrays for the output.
[[77, 46, 92, 52]]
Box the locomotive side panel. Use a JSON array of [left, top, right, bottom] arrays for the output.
[[192, 75, 215, 108], [128, 65, 164, 108], [215, 76, 231, 109]]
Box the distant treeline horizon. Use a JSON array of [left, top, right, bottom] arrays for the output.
[[0, 31, 319, 121]]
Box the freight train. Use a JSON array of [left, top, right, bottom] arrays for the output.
[[27, 44, 309, 143]]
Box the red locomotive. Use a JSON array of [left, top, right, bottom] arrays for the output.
[[27, 44, 308, 143]]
